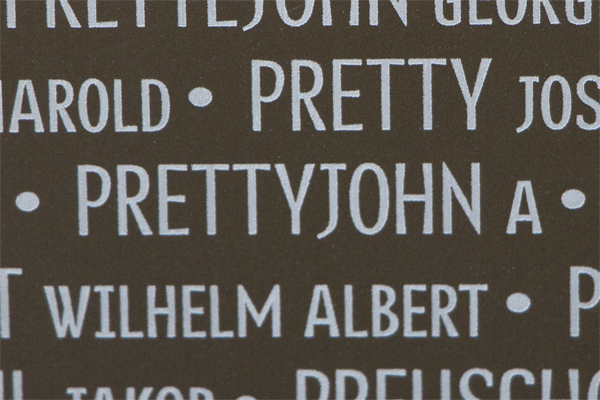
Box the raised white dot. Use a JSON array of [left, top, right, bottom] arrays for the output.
[[237, 397, 256, 400], [506, 293, 531, 313], [188, 87, 213, 107], [15, 192, 40, 212], [561, 189, 586, 210]]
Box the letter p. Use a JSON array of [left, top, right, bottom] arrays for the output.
[[570, 266, 600, 337], [297, 369, 329, 400], [78, 165, 111, 236], [251, 60, 284, 131]]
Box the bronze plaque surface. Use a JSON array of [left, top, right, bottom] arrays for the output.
[[1, 1, 599, 399]]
